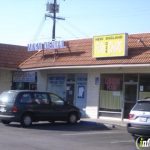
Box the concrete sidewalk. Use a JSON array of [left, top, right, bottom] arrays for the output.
[[81, 117, 128, 128]]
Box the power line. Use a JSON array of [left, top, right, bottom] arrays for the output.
[[65, 20, 89, 37], [56, 20, 79, 39], [31, 17, 45, 43]]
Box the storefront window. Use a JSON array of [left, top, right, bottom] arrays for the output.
[[49, 76, 65, 85], [76, 74, 87, 82], [102, 76, 122, 91], [48, 75, 66, 98], [76, 74, 87, 99], [67, 74, 75, 82], [100, 74, 123, 112], [139, 74, 150, 99], [124, 74, 138, 82], [12, 71, 37, 90]]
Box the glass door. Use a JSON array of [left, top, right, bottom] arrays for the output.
[[123, 83, 138, 118]]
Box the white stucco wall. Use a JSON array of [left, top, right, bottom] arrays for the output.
[[85, 70, 100, 119], [37, 70, 47, 91], [0, 70, 12, 93]]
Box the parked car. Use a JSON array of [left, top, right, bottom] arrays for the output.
[[127, 99, 150, 139], [0, 90, 81, 127]]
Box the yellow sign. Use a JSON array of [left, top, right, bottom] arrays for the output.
[[93, 33, 128, 58]]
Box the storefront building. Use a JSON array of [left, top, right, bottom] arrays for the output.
[[0, 43, 35, 93], [19, 33, 150, 119]]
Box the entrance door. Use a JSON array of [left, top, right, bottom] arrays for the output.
[[66, 83, 75, 105], [124, 84, 137, 118], [75, 83, 87, 117]]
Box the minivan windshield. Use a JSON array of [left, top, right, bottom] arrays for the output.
[[0, 91, 17, 103], [133, 101, 150, 111]]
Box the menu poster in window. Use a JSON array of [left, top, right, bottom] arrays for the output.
[[78, 86, 85, 98], [104, 77, 121, 91]]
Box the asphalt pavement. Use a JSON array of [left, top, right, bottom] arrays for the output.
[[0, 120, 136, 150]]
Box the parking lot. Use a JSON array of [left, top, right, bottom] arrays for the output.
[[0, 120, 136, 150]]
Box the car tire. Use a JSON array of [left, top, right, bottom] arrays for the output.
[[132, 135, 139, 141], [68, 113, 78, 124], [21, 114, 32, 127], [49, 120, 55, 124], [1, 120, 11, 125]]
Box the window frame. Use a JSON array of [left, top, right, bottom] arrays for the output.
[[49, 93, 65, 106], [33, 92, 50, 105]]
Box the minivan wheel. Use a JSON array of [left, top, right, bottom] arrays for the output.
[[68, 113, 78, 124], [21, 114, 32, 127], [1, 120, 11, 125]]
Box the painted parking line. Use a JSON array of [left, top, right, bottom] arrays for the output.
[[62, 130, 125, 136], [110, 140, 134, 144]]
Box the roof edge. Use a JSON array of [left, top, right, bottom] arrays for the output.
[[21, 64, 150, 71], [0, 67, 17, 71]]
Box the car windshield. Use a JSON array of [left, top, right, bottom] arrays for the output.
[[133, 101, 150, 111], [0, 91, 17, 103]]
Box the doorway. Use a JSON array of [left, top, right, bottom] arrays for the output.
[[66, 83, 75, 105], [124, 83, 138, 118]]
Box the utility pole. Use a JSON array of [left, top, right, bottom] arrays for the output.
[[52, 0, 56, 40], [45, 0, 65, 41]]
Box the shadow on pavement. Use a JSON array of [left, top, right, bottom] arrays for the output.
[[6, 121, 111, 132]]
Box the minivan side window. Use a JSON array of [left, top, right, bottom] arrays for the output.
[[50, 94, 64, 106], [20, 93, 32, 104], [34, 93, 49, 104]]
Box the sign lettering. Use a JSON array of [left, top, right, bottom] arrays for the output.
[[93, 33, 128, 58], [28, 41, 65, 51]]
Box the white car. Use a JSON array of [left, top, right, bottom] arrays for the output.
[[127, 99, 150, 139]]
